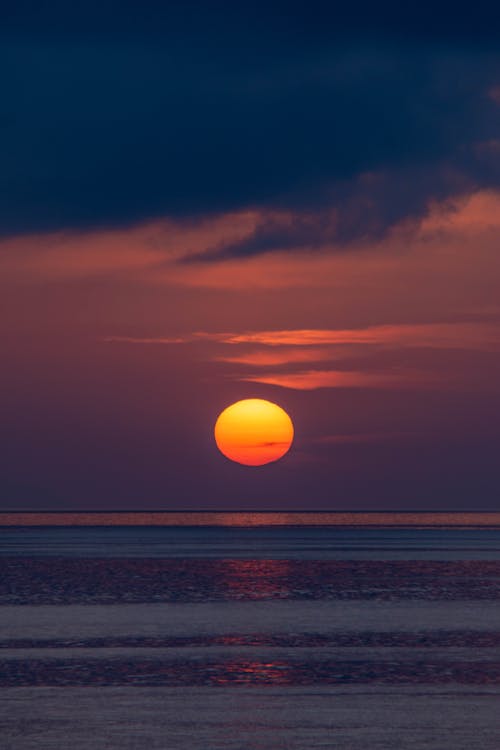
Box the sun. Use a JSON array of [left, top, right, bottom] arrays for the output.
[[214, 398, 294, 466]]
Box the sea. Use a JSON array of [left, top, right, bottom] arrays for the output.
[[1, 512, 500, 749]]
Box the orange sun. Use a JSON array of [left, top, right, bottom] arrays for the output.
[[214, 399, 294, 466]]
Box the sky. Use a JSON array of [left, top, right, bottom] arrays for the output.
[[2, 2, 500, 510]]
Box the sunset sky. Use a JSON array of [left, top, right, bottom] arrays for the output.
[[2, 2, 500, 510]]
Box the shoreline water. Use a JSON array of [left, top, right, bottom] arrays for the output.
[[2, 511, 500, 526]]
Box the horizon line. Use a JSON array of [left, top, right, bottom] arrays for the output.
[[2, 510, 500, 528], [2, 509, 500, 514]]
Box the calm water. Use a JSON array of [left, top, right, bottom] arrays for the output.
[[1, 521, 500, 749], [3, 523, 500, 559]]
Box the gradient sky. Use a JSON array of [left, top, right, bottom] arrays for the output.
[[2, 2, 500, 510]]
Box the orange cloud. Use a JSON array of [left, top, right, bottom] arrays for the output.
[[213, 347, 332, 366], [220, 323, 500, 351], [106, 322, 500, 353], [0, 211, 260, 280], [420, 190, 500, 235], [2, 190, 500, 313], [238, 369, 435, 391]]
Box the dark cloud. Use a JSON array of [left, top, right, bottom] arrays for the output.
[[1, 2, 500, 247], [182, 168, 477, 262], [4, 2, 500, 44]]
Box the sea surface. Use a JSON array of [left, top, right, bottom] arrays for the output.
[[1, 515, 500, 749]]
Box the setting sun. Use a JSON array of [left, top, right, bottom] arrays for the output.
[[214, 399, 294, 466]]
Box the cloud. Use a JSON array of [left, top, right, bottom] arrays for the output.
[[2, 186, 500, 346], [213, 348, 333, 366], [217, 323, 500, 351], [104, 319, 499, 392], [237, 369, 435, 391], [5, 2, 500, 43], [0, 211, 258, 280], [106, 321, 500, 353], [180, 209, 340, 262], [179, 172, 467, 262], [1, 10, 500, 246]]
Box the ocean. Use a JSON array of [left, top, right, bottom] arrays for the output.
[[1, 514, 500, 749]]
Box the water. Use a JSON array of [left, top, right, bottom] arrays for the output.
[[3, 523, 500, 559], [1, 521, 500, 748]]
